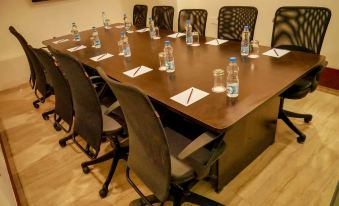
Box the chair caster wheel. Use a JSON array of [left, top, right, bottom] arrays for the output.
[[59, 139, 67, 147], [33, 102, 39, 109], [53, 123, 62, 131], [297, 135, 306, 144], [304, 116, 312, 123], [99, 186, 108, 198], [82, 165, 90, 174], [42, 114, 49, 120]]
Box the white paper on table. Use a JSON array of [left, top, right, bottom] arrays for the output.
[[205, 39, 228, 46], [170, 87, 209, 107], [167, 32, 186, 38], [123, 65, 153, 78], [263, 48, 290, 58], [52, 39, 70, 44], [136, 28, 150, 32], [115, 25, 125, 29], [90, 53, 114, 62], [67, 45, 87, 52]]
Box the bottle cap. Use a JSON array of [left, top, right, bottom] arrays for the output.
[[186, 19, 191, 24], [164, 40, 171, 46], [120, 31, 125, 35], [229, 57, 237, 63], [92, 26, 96, 29]]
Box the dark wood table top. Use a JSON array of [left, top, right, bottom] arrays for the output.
[[43, 24, 325, 132]]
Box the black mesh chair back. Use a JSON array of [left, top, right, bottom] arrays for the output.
[[52, 50, 103, 157], [133, 4, 148, 29], [152, 6, 174, 30], [178, 9, 208, 36], [101, 75, 171, 202], [272, 7, 331, 143], [26, 45, 52, 102], [33, 47, 73, 132], [271, 7, 331, 54], [9, 26, 36, 88], [218, 6, 258, 41]]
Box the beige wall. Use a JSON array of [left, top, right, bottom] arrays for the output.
[[0, 0, 125, 91], [130, 0, 339, 70]]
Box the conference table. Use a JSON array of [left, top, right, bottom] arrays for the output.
[[43, 24, 325, 192]]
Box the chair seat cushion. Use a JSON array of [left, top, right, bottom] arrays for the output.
[[281, 78, 312, 99], [164, 127, 210, 184], [101, 105, 122, 134]]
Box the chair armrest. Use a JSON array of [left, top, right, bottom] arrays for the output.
[[89, 75, 102, 81], [90, 76, 104, 86], [104, 101, 120, 115], [315, 60, 328, 80], [306, 60, 328, 92], [178, 132, 223, 160]]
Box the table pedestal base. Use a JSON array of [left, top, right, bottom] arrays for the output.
[[215, 96, 280, 192]]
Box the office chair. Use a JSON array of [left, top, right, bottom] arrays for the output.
[[97, 67, 225, 206], [271, 7, 331, 143], [32, 48, 73, 132], [9, 26, 54, 112], [133, 4, 148, 29], [51, 48, 128, 198], [178, 9, 208, 36], [26, 45, 55, 117], [9, 26, 36, 89], [218, 6, 258, 41], [152, 6, 174, 31]]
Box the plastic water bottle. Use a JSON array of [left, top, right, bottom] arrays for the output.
[[102, 12, 107, 25], [148, 17, 155, 39], [122, 32, 131, 57], [123, 13, 127, 27], [241, 26, 250, 56], [117, 32, 125, 55], [119, 31, 125, 42], [164, 41, 175, 73], [185, 19, 193, 45], [92, 26, 101, 48], [226, 57, 239, 98], [102, 12, 109, 28], [71, 23, 81, 41]]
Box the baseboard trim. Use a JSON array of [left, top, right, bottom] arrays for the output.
[[0, 121, 28, 206], [0, 83, 30, 94], [319, 67, 339, 90]]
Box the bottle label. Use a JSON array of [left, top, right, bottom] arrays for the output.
[[74, 34, 80, 41], [227, 83, 239, 96], [123, 46, 131, 57], [165, 60, 175, 71], [95, 39, 101, 48], [241, 44, 249, 55]]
